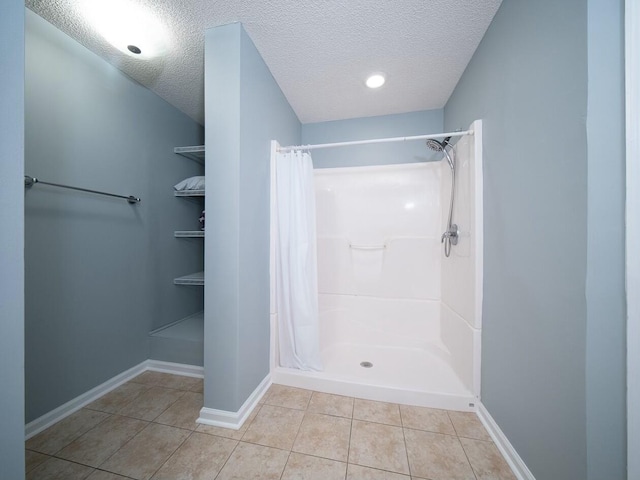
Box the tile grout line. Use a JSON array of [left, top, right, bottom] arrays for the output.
[[447, 410, 479, 480], [278, 450, 293, 480], [212, 436, 242, 480], [345, 415, 353, 480], [457, 436, 480, 480], [92, 419, 155, 475], [279, 395, 306, 480], [399, 405, 413, 478], [146, 427, 195, 480]]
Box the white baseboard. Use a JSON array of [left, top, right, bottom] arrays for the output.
[[197, 374, 271, 430], [25, 360, 204, 440], [477, 402, 535, 480], [146, 359, 204, 378]]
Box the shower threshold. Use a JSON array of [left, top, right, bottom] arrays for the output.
[[272, 343, 477, 412]]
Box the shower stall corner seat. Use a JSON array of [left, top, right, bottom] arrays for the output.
[[272, 293, 478, 412]]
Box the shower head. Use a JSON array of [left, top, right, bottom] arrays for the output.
[[425, 136, 452, 152], [426, 137, 454, 170], [425, 139, 444, 152]]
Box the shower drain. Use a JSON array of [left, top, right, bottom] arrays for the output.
[[360, 361, 373, 368]]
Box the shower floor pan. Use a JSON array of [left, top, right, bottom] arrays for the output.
[[272, 342, 476, 412]]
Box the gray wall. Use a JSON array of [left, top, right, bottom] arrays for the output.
[[25, 10, 204, 422], [585, 0, 626, 478], [0, 0, 25, 477], [444, 0, 590, 478], [204, 23, 301, 411], [301, 110, 443, 168]]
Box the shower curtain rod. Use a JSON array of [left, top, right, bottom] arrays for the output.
[[277, 129, 473, 153], [24, 175, 141, 204]]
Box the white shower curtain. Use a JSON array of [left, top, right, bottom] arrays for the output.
[[275, 150, 323, 371]]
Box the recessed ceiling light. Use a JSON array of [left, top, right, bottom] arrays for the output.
[[366, 74, 386, 89], [81, 0, 167, 58]]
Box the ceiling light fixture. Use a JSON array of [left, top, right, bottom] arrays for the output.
[[81, 0, 167, 58], [366, 73, 386, 89]]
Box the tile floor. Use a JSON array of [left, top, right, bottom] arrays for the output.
[[25, 372, 516, 480]]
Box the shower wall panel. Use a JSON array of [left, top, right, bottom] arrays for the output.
[[439, 120, 483, 393], [440, 124, 482, 329], [315, 163, 442, 300]]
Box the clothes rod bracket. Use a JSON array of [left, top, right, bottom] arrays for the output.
[[24, 176, 141, 204]]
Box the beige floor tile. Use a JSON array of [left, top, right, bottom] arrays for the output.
[[216, 442, 289, 480], [307, 391, 354, 418], [264, 384, 312, 410], [26, 409, 110, 455], [86, 382, 150, 414], [346, 464, 411, 479], [282, 452, 347, 480], [353, 398, 402, 426], [26, 457, 94, 480], [57, 415, 148, 467], [154, 391, 203, 430], [151, 432, 237, 480], [404, 428, 475, 480], [241, 404, 305, 450], [448, 411, 492, 441], [116, 386, 184, 421], [189, 378, 204, 393], [98, 423, 190, 480], [460, 437, 517, 480], [349, 420, 409, 474], [25, 449, 51, 473], [131, 371, 202, 391], [293, 412, 351, 462], [196, 406, 259, 440], [87, 471, 131, 479], [400, 405, 456, 435]]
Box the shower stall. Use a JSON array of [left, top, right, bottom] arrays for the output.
[[270, 120, 483, 411]]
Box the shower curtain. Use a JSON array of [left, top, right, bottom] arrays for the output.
[[274, 150, 323, 371]]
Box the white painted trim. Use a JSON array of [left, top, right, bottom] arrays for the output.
[[197, 374, 271, 429], [472, 118, 484, 399], [477, 402, 535, 480], [24, 360, 204, 440], [25, 362, 146, 439], [145, 359, 204, 378], [270, 140, 279, 373], [626, 0, 640, 477]]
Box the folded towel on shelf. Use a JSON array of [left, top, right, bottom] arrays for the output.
[[174, 176, 205, 191]]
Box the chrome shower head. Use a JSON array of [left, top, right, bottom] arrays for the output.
[[426, 137, 454, 170], [425, 136, 452, 152], [425, 139, 444, 152]]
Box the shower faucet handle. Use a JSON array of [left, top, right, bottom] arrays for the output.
[[441, 224, 459, 245]]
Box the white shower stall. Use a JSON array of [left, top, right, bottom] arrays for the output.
[[270, 120, 483, 411]]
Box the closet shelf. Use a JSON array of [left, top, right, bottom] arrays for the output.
[[174, 145, 205, 164], [150, 311, 204, 341], [174, 230, 204, 238], [174, 271, 204, 286], [174, 189, 204, 197]]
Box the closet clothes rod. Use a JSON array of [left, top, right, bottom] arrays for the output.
[[277, 129, 473, 153], [24, 176, 141, 204]]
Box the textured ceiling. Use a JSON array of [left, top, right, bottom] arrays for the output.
[[26, 0, 502, 125]]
